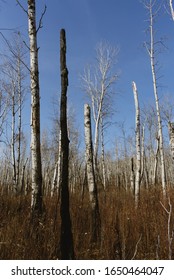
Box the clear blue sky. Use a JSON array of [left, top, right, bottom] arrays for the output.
[[1, 0, 174, 149]]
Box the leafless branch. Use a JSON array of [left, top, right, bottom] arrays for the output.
[[16, 0, 28, 16], [0, 32, 31, 73], [36, 5, 47, 33]]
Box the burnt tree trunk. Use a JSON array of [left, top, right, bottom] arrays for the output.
[[59, 29, 74, 260]]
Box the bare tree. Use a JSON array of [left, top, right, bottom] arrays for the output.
[[144, 0, 166, 196], [0, 33, 27, 193], [27, 0, 44, 215], [81, 42, 119, 174], [59, 29, 74, 260], [84, 104, 101, 243], [132, 82, 141, 207]]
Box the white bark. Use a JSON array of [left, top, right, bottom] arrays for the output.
[[51, 130, 62, 196], [84, 104, 97, 206], [145, 1, 166, 196], [169, 0, 174, 20], [149, 4, 166, 196], [132, 81, 141, 208], [28, 0, 43, 214], [168, 122, 174, 161], [81, 43, 118, 172], [153, 135, 159, 185], [84, 103, 100, 242], [100, 115, 106, 190]]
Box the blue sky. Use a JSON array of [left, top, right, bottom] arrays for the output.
[[1, 0, 174, 149]]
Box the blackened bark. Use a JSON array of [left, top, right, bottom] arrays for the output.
[[59, 29, 74, 260]]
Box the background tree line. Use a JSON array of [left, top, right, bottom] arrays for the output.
[[1, 0, 174, 259]]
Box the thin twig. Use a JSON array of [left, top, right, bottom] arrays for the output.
[[16, 0, 28, 16], [131, 234, 142, 260], [36, 5, 47, 33], [0, 32, 31, 73]]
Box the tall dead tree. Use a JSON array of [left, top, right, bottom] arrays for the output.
[[132, 81, 141, 207], [28, 0, 43, 215], [144, 0, 166, 196], [59, 29, 74, 260], [84, 104, 101, 243]]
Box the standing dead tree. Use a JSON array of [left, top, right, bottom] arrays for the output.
[[144, 0, 166, 196], [84, 104, 101, 243], [132, 82, 141, 207], [59, 29, 74, 260]]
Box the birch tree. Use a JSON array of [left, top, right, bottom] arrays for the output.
[[59, 29, 74, 260], [144, 0, 166, 196], [26, 0, 45, 214], [0, 30, 28, 192], [84, 104, 101, 243], [132, 82, 141, 207], [81, 42, 119, 174]]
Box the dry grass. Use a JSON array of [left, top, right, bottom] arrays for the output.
[[0, 185, 174, 259]]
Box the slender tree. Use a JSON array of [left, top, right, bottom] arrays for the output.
[[27, 0, 43, 215], [132, 81, 141, 207], [144, 0, 166, 196], [59, 29, 74, 260], [84, 104, 101, 243], [81, 42, 119, 173]]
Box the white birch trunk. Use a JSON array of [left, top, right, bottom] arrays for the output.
[[153, 136, 159, 185], [149, 5, 166, 195], [132, 81, 141, 207], [84, 104, 100, 242], [28, 0, 43, 214], [100, 115, 106, 190], [51, 130, 62, 196], [84, 104, 97, 206], [168, 122, 174, 161]]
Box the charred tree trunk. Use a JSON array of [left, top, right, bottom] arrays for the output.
[[28, 0, 43, 216], [59, 29, 74, 260], [84, 104, 101, 243]]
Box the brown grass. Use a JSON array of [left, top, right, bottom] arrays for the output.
[[0, 185, 174, 259]]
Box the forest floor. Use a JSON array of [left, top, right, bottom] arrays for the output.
[[0, 185, 174, 259]]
